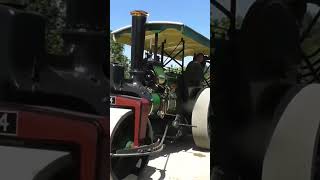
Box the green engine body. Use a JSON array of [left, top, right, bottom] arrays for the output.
[[146, 64, 179, 118]]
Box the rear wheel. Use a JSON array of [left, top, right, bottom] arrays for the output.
[[192, 88, 211, 149], [262, 84, 320, 180]]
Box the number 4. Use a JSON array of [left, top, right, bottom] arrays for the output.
[[0, 113, 9, 132]]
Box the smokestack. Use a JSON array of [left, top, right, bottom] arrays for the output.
[[130, 10, 148, 83]]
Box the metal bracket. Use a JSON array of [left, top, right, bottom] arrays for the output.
[[110, 125, 169, 157]]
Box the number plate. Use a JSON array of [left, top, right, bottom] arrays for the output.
[[110, 96, 116, 105], [0, 112, 17, 136]]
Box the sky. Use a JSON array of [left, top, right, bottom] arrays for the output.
[[110, 0, 210, 66]]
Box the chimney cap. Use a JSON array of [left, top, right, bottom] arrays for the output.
[[130, 10, 149, 17]]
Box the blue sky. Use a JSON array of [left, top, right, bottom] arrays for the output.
[[110, 0, 210, 66]]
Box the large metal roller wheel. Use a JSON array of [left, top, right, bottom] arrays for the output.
[[262, 84, 320, 180], [110, 107, 152, 180], [192, 88, 210, 149]]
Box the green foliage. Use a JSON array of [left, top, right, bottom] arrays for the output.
[[110, 31, 130, 78], [212, 16, 243, 39], [212, 18, 228, 39], [26, 0, 66, 55], [299, 11, 320, 82], [301, 11, 320, 56], [165, 65, 184, 74]]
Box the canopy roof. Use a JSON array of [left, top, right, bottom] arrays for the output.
[[111, 21, 210, 60]]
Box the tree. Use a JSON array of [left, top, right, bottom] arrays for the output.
[[212, 15, 243, 40], [301, 11, 320, 55], [110, 31, 130, 78], [27, 0, 66, 55]]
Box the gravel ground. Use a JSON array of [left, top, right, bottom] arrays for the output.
[[123, 135, 210, 180]]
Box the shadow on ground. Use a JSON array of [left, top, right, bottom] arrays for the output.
[[138, 135, 210, 180], [150, 135, 209, 160]]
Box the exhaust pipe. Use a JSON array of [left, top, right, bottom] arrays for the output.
[[130, 10, 148, 84]]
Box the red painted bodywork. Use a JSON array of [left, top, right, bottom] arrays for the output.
[[112, 95, 151, 147], [0, 103, 108, 180]]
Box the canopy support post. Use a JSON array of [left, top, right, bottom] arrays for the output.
[[154, 33, 159, 61], [230, 0, 236, 36], [181, 38, 185, 73], [161, 40, 166, 66]]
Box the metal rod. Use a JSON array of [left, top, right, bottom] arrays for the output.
[[230, 0, 236, 38], [110, 144, 164, 157], [204, 78, 210, 87], [302, 64, 320, 75], [163, 49, 183, 67], [182, 38, 185, 71], [154, 33, 159, 61], [110, 125, 169, 157], [164, 40, 182, 62], [176, 123, 197, 128], [160, 124, 169, 145], [161, 40, 166, 66], [163, 51, 171, 63], [212, 1, 233, 20], [204, 65, 210, 75], [301, 57, 320, 69], [301, 51, 320, 82]]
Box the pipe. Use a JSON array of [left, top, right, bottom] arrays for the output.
[[130, 10, 148, 83]]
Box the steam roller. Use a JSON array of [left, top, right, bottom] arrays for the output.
[[110, 9, 211, 180]]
